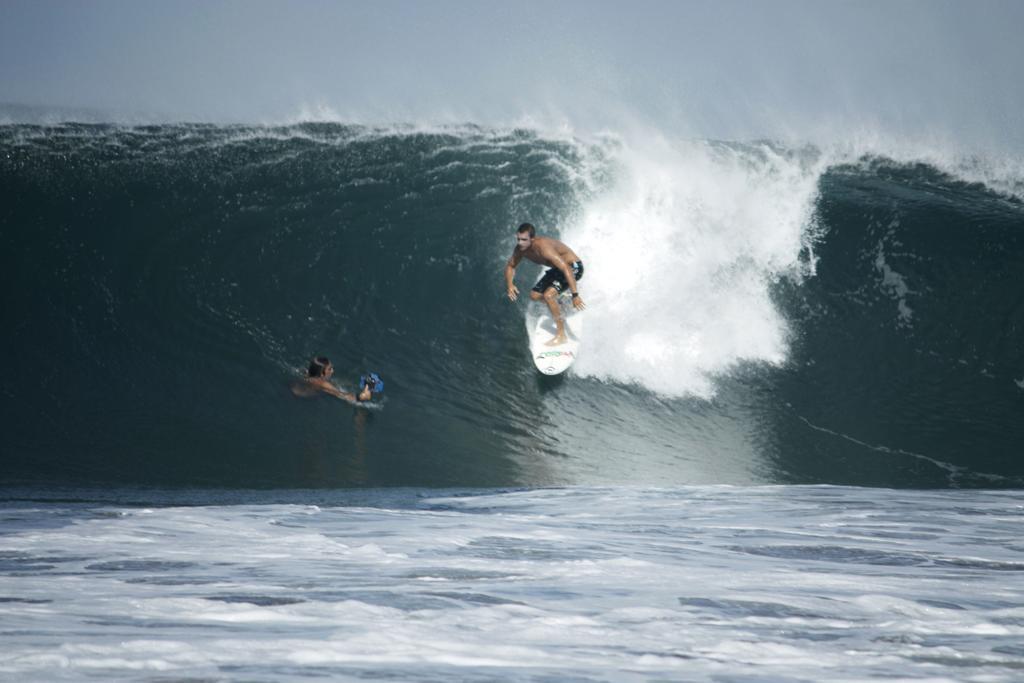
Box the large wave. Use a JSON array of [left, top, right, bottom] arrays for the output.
[[1, 122, 1022, 489]]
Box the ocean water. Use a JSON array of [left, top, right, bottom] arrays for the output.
[[2, 486, 1023, 682], [2, 122, 1023, 680], [2, 123, 1022, 489]]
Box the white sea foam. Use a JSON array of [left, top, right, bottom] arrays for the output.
[[562, 134, 826, 397], [542, 122, 1024, 399], [0, 487, 1020, 682]]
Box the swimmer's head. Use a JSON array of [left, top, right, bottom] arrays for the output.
[[308, 356, 332, 377]]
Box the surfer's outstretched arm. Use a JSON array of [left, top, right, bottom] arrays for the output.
[[554, 258, 585, 311], [505, 249, 523, 301]]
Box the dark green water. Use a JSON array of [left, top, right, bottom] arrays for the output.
[[2, 123, 1022, 488]]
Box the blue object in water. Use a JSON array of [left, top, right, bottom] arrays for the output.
[[360, 372, 384, 393]]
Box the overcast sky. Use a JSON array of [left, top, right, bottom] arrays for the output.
[[2, 0, 1022, 149]]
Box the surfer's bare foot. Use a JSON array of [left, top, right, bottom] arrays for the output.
[[545, 335, 567, 346]]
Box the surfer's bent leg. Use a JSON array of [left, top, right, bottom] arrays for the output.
[[529, 287, 561, 325], [542, 287, 567, 345], [531, 269, 568, 345]]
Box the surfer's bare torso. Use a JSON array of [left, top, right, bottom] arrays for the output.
[[508, 236, 580, 270]]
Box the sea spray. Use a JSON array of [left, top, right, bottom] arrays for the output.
[[564, 136, 825, 397]]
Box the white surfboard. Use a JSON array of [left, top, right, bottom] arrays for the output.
[[528, 304, 583, 375]]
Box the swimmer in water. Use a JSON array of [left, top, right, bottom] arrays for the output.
[[291, 356, 378, 403]]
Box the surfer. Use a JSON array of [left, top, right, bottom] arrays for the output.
[[291, 357, 382, 403], [505, 223, 586, 345]]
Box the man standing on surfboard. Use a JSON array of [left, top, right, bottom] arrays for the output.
[[505, 222, 586, 346]]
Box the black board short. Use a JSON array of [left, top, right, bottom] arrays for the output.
[[532, 260, 584, 294]]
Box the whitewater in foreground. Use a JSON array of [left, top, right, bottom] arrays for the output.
[[1, 485, 1022, 682]]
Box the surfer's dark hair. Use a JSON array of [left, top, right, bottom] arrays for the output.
[[517, 223, 536, 238], [308, 356, 331, 377]]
